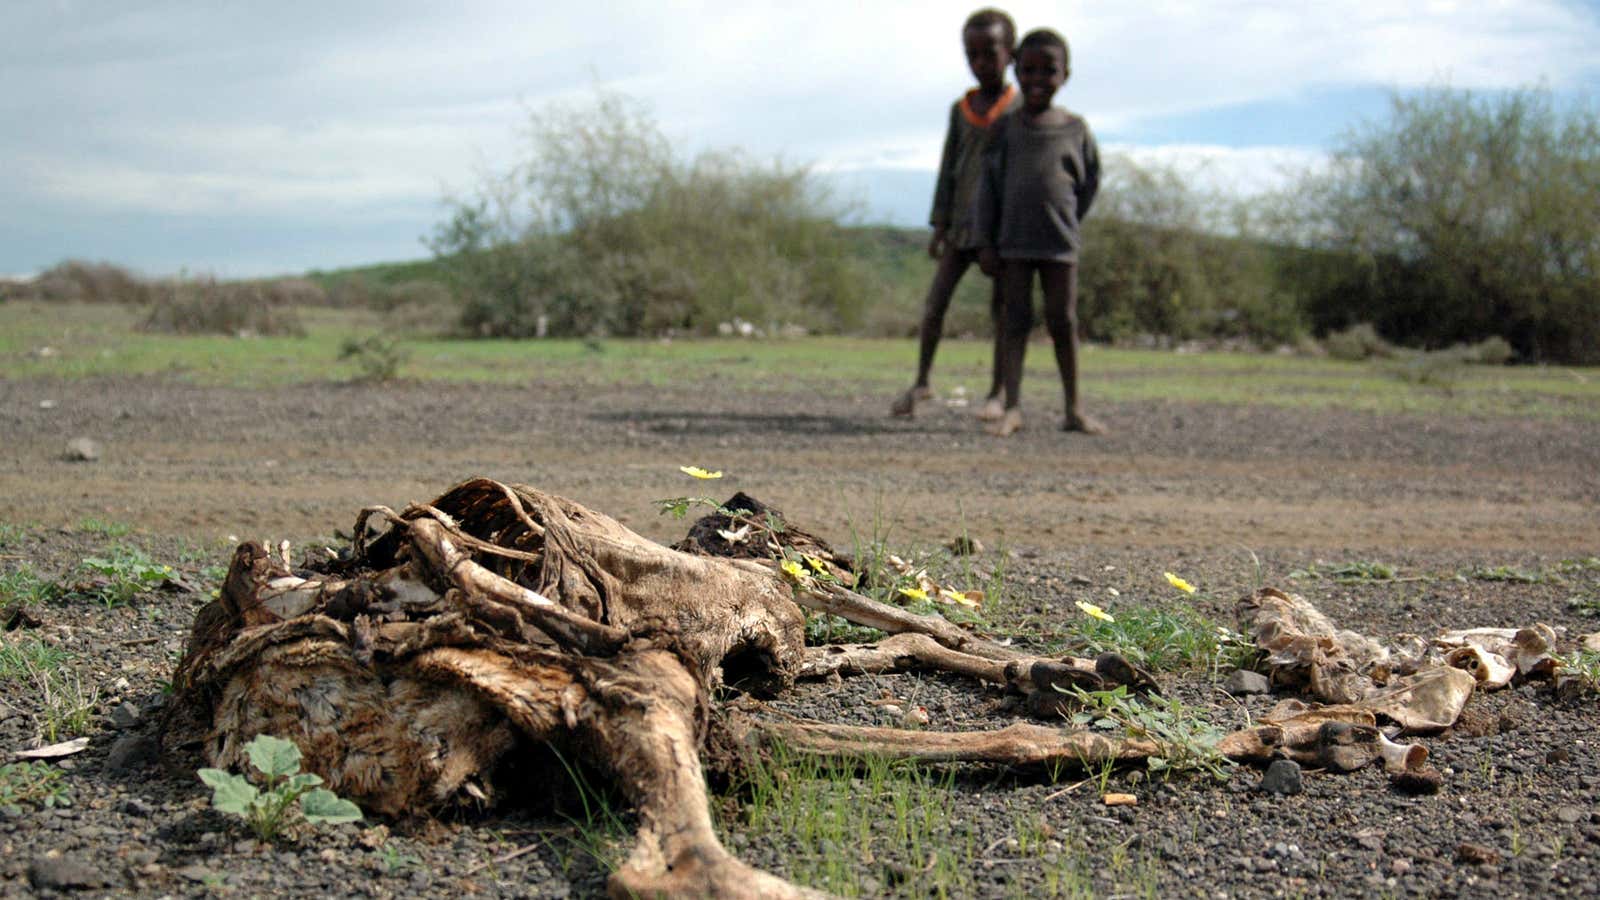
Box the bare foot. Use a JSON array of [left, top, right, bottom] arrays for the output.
[[975, 396, 1005, 422], [1063, 412, 1107, 435], [891, 386, 935, 417], [986, 408, 1023, 437]]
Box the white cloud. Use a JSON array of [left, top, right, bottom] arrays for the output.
[[1, 0, 1596, 272]]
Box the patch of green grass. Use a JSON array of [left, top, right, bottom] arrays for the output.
[[0, 564, 62, 609], [548, 747, 631, 877], [3, 301, 1597, 421], [0, 761, 72, 812], [0, 523, 27, 549], [1566, 596, 1600, 617], [1073, 605, 1255, 675], [31, 666, 97, 743], [75, 517, 134, 538], [1289, 559, 1399, 582], [0, 636, 69, 680], [1467, 565, 1548, 584]]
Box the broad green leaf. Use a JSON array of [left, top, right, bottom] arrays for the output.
[[244, 735, 302, 779], [198, 769, 258, 815], [300, 789, 363, 826], [286, 772, 324, 793]]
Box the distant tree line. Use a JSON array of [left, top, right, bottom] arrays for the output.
[[17, 87, 1596, 364]]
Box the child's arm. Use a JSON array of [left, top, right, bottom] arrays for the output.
[[1075, 126, 1101, 221], [927, 105, 962, 258], [973, 121, 1007, 276]]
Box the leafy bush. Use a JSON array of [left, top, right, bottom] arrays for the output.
[[139, 276, 306, 337], [1079, 157, 1306, 347], [432, 91, 882, 338], [1292, 86, 1600, 363], [198, 734, 362, 841], [29, 261, 156, 304]]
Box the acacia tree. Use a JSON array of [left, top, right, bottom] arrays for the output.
[[1296, 87, 1600, 363]]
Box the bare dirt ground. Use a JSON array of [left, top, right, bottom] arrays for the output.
[[2, 372, 1599, 898]]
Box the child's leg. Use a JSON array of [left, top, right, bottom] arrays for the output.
[[893, 248, 974, 416], [975, 272, 1006, 421], [989, 260, 1035, 436], [1039, 262, 1105, 434]]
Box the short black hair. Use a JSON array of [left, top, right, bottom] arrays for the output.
[[963, 8, 1017, 51], [1017, 27, 1070, 70]]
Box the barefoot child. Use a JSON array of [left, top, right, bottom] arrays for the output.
[[891, 8, 1020, 420], [973, 27, 1102, 437]]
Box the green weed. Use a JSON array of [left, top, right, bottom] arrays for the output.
[[1063, 685, 1233, 782], [0, 761, 71, 812], [74, 546, 172, 606], [198, 734, 363, 842]]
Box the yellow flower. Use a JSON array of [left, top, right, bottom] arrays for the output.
[[1164, 572, 1197, 594], [805, 555, 828, 574], [679, 465, 723, 480], [1075, 600, 1115, 622], [780, 559, 806, 582], [899, 587, 929, 601]]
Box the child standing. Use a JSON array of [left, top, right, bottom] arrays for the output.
[[891, 8, 1020, 420], [974, 27, 1103, 437]]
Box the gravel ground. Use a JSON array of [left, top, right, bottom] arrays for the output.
[[2, 370, 1598, 897]]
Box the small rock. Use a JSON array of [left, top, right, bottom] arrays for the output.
[[29, 855, 112, 890], [63, 437, 101, 462], [1224, 669, 1271, 696], [177, 864, 221, 884], [945, 535, 983, 556], [109, 702, 141, 729], [1455, 842, 1501, 866], [1556, 805, 1584, 825], [1390, 766, 1443, 795], [104, 732, 159, 773], [1258, 759, 1303, 796], [1545, 748, 1571, 765], [1391, 858, 1412, 876]]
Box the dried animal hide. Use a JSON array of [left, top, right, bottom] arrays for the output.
[[1435, 625, 1560, 687], [164, 478, 1168, 899], [1238, 587, 1390, 704]]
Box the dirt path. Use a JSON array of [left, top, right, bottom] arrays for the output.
[[4, 376, 1596, 556], [3, 373, 1599, 898]]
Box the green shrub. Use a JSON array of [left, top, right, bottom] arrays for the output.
[[140, 276, 306, 337], [1079, 157, 1306, 347], [431, 91, 882, 338], [29, 261, 156, 304], [338, 335, 407, 382], [1293, 86, 1600, 364]]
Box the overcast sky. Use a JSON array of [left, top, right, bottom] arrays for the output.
[[4, 1, 1598, 278]]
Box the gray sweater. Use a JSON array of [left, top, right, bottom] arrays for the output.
[[973, 109, 1100, 262]]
